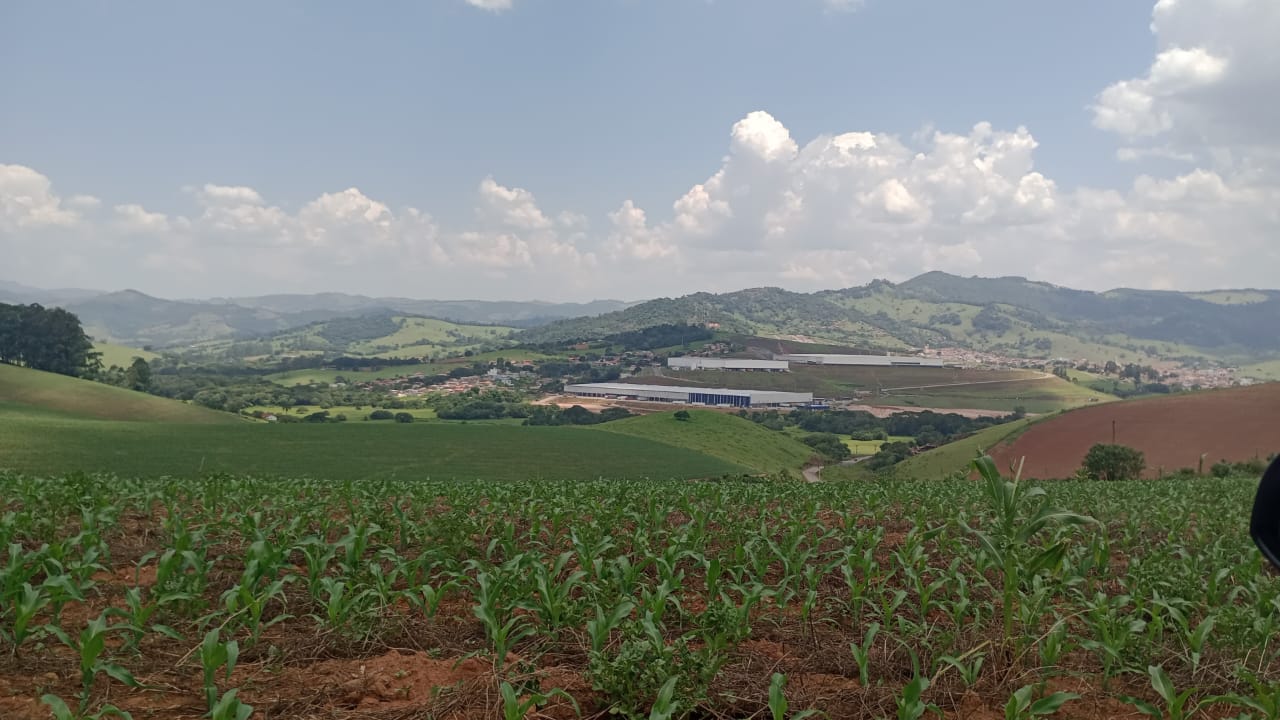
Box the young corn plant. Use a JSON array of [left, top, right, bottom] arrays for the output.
[[3, 582, 49, 649], [40, 694, 133, 720], [962, 456, 1094, 645], [498, 681, 578, 720], [199, 628, 240, 714], [47, 614, 140, 716], [208, 688, 254, 720], [850, 622, 879, 687], [107, 587, 182, 653], [1120, 665, 1206, 720], [895, 675, 941, 720], [1003, 685, 1079, 720], [474, 571, 535, 673], [768, 673, 822, 720]]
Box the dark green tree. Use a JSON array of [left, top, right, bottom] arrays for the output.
[[1082, 444, 1146, 481], [124, 357, 153, 391], [0, 303, 100, 377], [673, 410, 691, 422]]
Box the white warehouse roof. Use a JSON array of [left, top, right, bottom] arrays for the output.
[[563, 382, 813, 407], [779, 354, 944, 367], [667, 357, 789, 370]]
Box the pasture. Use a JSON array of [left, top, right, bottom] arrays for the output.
[[0, 416, 742, 481], [598, 410, 816, 474], [93, 342, 159, 368], [1, 469, 1274, 719], [0, 364, 238, 424]]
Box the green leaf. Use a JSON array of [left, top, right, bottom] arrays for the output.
[[1148, 665, 1175, 705], [1029, 692, 1080, 716], [40, 694, 75, 720], [101, 662, 140, 688]]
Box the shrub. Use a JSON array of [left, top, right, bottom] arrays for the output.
[[368, 410, 394, 421], [394, 412, 414, 424], [1082, 444, 1146, 481], [802, 433, 852, 462], [674, 410, 691, 422]]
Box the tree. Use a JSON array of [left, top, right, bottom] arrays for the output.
[[394, 412, 415, 423], [0, 303, 100, 377], [673, 410, 691, 422], [124, 358, 153, 391], [802, 433, 852, 462], [1082, 444, 1146, 481]]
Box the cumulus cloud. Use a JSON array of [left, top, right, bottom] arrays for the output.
[[3, 0, 1278, 301], [1092, 0, 1280, 164]]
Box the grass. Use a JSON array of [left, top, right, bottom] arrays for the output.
[[93, 342, 159, 368], [879, 375, 1114, 414], [264, 363, 440, 386], [640, 366, 1107, 413], [0, 415, 741, 481], [889, 418, 1034, 480], [1189, 290, 1270, 305], [0, 364, 238, 424], [595, 409, 815, 474], [1241, 360, 1280, 381], [843, 435, 914, 456], [244, 405, 440, 420]]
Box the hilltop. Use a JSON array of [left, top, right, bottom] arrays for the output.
[[0, 281, 632, 348], [0, 363, 239, 423], [522, 273, 1280, 367], [595, 409, 816, 474]]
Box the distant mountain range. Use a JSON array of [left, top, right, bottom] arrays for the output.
[[0, 281, 633, 348], [7, 274, 1280, 366], [522, 272, 1280, 365]]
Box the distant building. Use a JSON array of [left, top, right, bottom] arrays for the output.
[[779, 354, 946, 368], [563, 382, 812, 408], [667, 357, 789, 372]]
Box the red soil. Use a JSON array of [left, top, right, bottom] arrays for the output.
[[991, 383, 1280, 479]]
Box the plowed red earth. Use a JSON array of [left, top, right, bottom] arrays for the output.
[[991, 383, 1280, 479]]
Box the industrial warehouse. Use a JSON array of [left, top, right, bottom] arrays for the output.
[[779, 353, 946, 368], [666, 357, 789, 371], [562, 382, 813, 408]]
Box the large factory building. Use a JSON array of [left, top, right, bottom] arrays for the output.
[[563, 382, 813, 408], [667, 357, 789, 371], [779, 354, 945, 368]]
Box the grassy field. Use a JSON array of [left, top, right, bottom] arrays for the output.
[[0, 415, 741, 481], [0, 364, 238, 424], [2, 472, 1272, 719], [243, 404, 440, 421], [1241, 359, 1280, 381], [263, 363, 440, 386], [597, 409, 815, 474], [93, 342, 159, 368], [345, 317, 516, 359], [843, 435, 914, 456], [889, 418, 1034, 479], [639, 366, 1107, 413], [878, 375, 1113, 414]]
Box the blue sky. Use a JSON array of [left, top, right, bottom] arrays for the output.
[[1, 0, 1277, 300]]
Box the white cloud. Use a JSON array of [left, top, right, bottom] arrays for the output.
[[114, 204, 171, 234], [465, 0, 513, 12], [0, 164, 78, 230]]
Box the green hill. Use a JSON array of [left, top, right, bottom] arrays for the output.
[[0, 364, 238, 424], [595, 409, 816, 474], [520, 272, 1280, 366], [890, 419, 1034, 480], [0, 419, 738, 481]]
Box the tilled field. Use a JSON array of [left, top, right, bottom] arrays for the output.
[[1, 470, 1276, 719], [992, 383, 1280, 479]]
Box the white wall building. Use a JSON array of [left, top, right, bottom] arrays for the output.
[[667, 357, 789, 371], [563, 382, 813, 408], [779, 354, 945, 368]]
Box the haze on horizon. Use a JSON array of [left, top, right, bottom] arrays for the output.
[[2, 0, 1277, 303]]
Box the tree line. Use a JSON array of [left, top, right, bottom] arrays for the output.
[[0, 303, 100, 377]]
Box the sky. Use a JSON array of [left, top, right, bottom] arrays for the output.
[[1, 0, 1277, 302]]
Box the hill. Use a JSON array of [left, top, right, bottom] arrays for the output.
[[521, 273, 1280, 367], [0, 418, 740, 481], [4, 282, 632, 347], [0, 364, 239, 423], [186, 313, 518, 361], [989, 383, 1280, 479], [594, 409, 816, 474], [890, 419, 1034, 480]]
